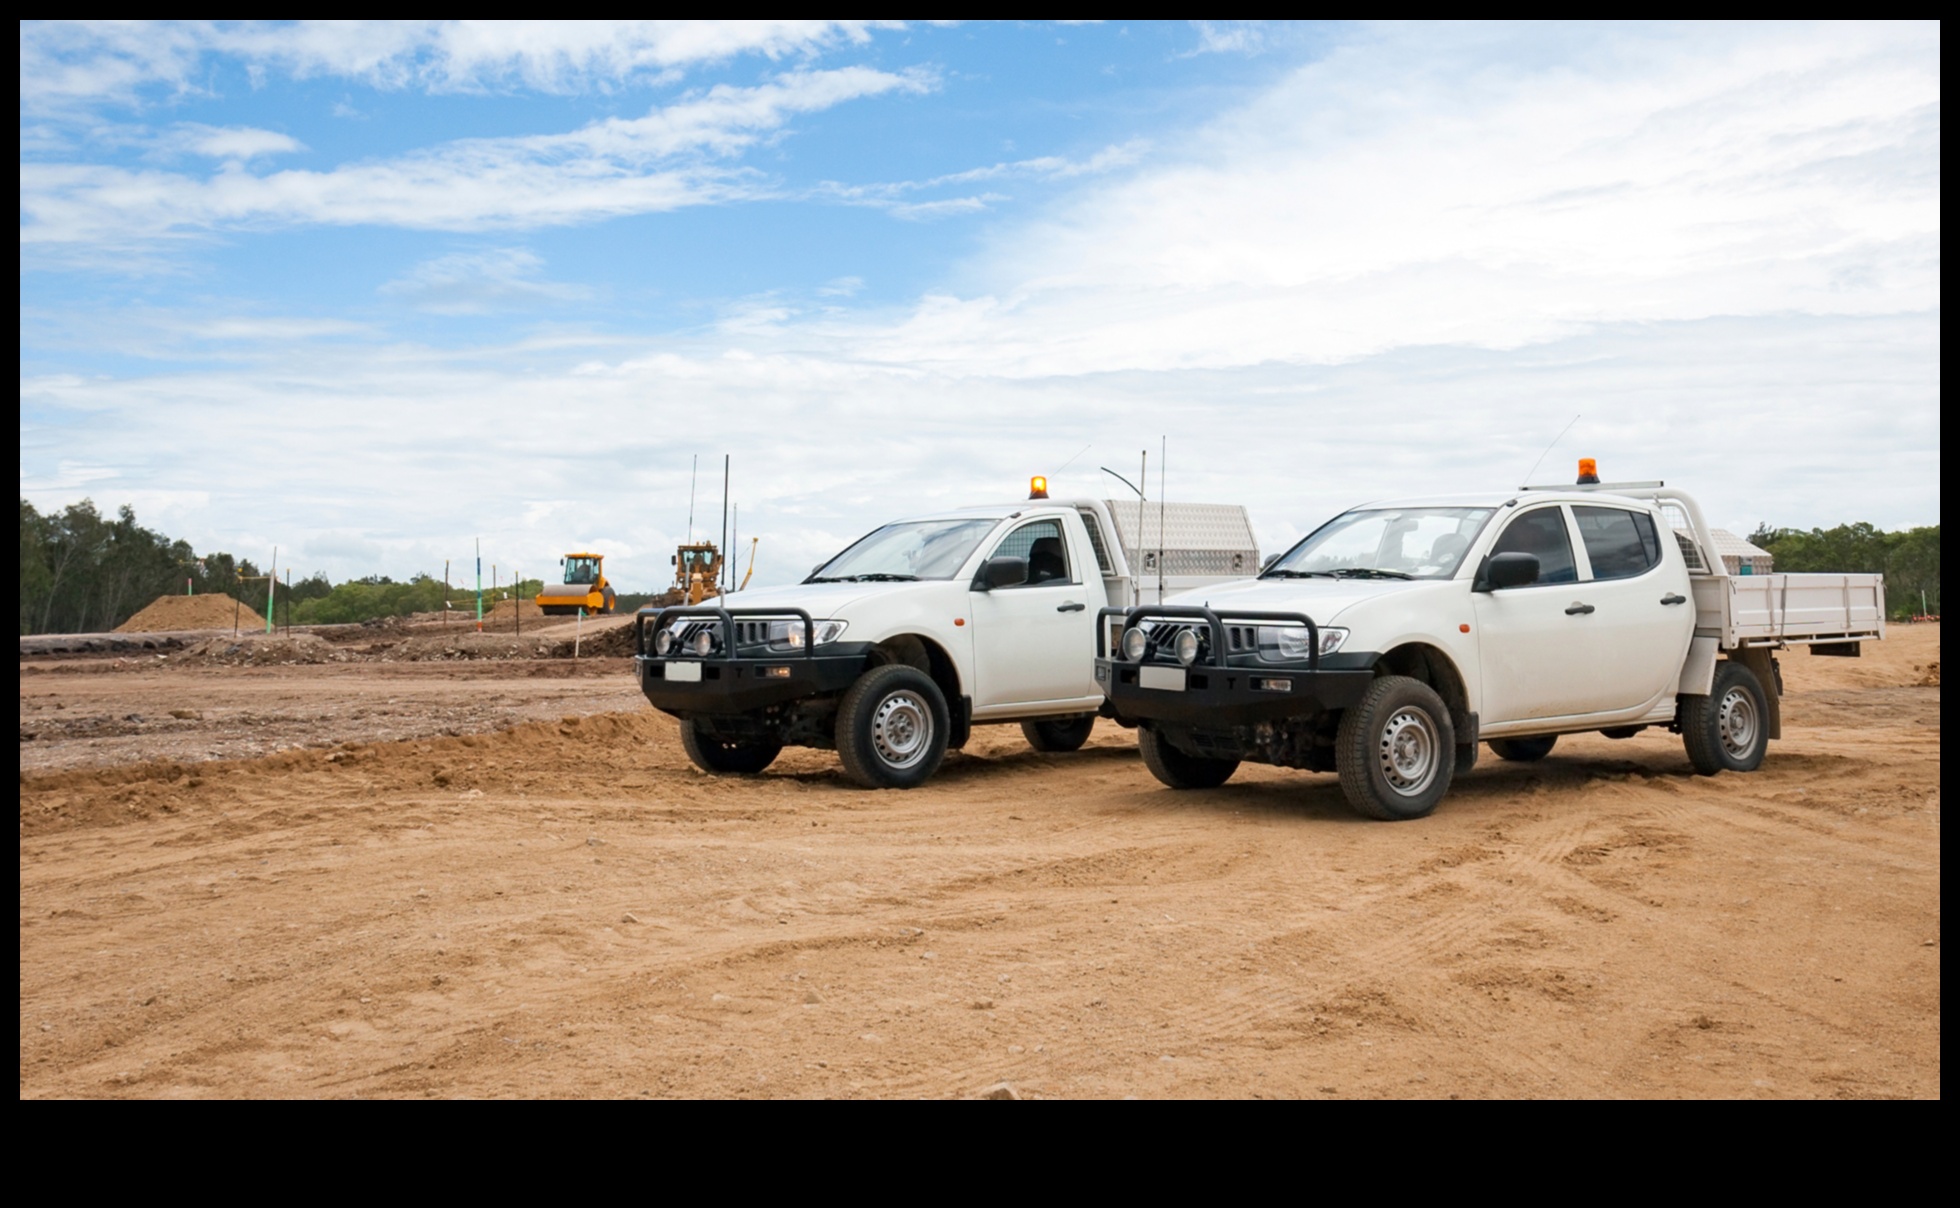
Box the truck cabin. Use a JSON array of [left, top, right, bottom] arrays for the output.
[[675, 546, 720, 581], [562, 555, 602, 586]]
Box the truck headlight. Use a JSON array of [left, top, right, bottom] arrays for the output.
[[1257, 625, 1348, 661], [688, 628, 716, 657], [1121, 626, 1148, 661], [767, 619, 848, 650], [1174, 628, 1201, 666], [653, 628, 674, 656]]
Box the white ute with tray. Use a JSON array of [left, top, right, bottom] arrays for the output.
[[637, 478, 1260, 788], [1095, 461, 1886, 820]]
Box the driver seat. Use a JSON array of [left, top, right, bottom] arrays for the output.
[[1027, 536, 1067, 583]]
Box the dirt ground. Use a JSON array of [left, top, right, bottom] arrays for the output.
[[19, 625, 1940, 1098]]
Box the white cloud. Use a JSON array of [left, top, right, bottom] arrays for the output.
[[800, 22, 1940, 377], [380, 248, 590, 314], [19, 20, 907, 112], [20, 67, 935, 248], [171, 123, 305, 160]]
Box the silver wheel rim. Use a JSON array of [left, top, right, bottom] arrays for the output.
[[1377, 707, 1439, 797], [1717, 686, 1757, 759], [871, 689, 933, 769]]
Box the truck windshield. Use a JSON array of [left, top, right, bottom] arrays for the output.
[[1266, 507, 1494, 581], [808, 519, 999, 582], [564, 557, 600, 585]]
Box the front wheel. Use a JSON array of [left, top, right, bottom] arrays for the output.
[[1138, 726, 1239, 789], [1489, 735, 1557, 762], [1022, 715, 1095, 752], [1680, 661, 1768, 775], [1336, 675, 1455, 820], [835, 665, 950, 789], [678, 718, 782, 775]]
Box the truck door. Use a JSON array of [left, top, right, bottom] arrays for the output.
[[968, 517, 1096, 708], [1471, 504, 1600, 722], [1567, 505, 1695, 714]]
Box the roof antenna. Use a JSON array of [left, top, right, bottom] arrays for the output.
[[1520, 413, 1581, 487], [687, 454, 698, 543]]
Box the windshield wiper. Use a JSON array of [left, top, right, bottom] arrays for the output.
[[805, 575, 854, 583], [850, 573, 919, 582], [1261, 569, 1337, 579], [1328, 567, 1415, 580]]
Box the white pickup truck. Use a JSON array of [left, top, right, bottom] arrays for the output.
[[1095, 467, 1886, 821], [636, 483, 1259, 788]]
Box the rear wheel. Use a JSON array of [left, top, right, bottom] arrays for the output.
[[835, 665, 950, 789], [1489, 735, 1558, 762], [1022, 715, 1095, 752], [678, 718, 782, 775], [1138, 726, 1239, 789], [1336, 676, 1455, 820], [1680, 661, 1768, 774]]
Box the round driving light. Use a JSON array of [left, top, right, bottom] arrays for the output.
[[654, 628, 674, 656], [689, 629, 715, 657], [1174, 629, 1200, 666], [1121, 627, 1147, 661]]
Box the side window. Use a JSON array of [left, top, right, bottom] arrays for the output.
[[992, 519, 1071, 585], [1573, 506, 1662, 580], [1490, 508, 1577, 585]]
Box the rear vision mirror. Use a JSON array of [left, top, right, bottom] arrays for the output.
[[977, 556, 1030, 591], [1260, 553, 1281, 573], [1479, 552, 1541, 591]]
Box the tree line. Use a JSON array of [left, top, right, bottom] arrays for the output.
[[20, 498, 541, 634], [1748, 522, 1940, 618]]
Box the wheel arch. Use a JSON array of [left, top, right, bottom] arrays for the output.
[[1370, 641, 1474, 744], [869, 633, 963, 709]]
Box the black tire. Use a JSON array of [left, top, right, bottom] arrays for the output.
[[1488, 735, 1558, 762], [678, 718, 782, 775], [835, 665, 950, 789], [601, 587, 617, 615], [1137, 726, 1239, 789], [1680, 661, 1769, 775], [1336, 675, 1455, 821], [1022, 715, 1095, 753]]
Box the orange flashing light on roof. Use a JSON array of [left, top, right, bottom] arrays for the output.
[[1576, 458, 1600, 485], [1028, 475, 1050, 499]]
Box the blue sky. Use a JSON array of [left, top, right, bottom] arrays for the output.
[[19, 21, 1942, 590]]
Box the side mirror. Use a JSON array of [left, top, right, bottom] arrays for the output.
[[1476, 552, 1540, 592], [671, 554, 677, 566], [975, 556, 1030, 591], [1260, 553, 1281, 573]]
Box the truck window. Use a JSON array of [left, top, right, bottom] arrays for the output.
[[1573, 506, 1662, 580], [1075, 508, 1115, 575], [564, 557, 599, 585], [1490, 508, 1577, 584], [992, 519, 1071, 585]]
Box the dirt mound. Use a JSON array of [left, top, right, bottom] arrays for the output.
[[174, 634, 349, 665], [116, 593, 264, 633], [486, 598, 547, 621], [1918, 659, 1940, 687], [386, 632, 562, 661]]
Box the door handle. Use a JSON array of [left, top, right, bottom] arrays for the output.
[[1660, 593, 1687, 606], [1565, 602, 1595, 616], [1056, 601, 1086, 613]]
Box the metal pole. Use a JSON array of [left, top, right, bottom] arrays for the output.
[[444, 559, 450, 629], [1138, 449, 1147, 605], [475, 538, 483, 633], [266, 547, 276, 634], [515, 570, 521, 636], [1158, 436, 1167, 602], [720, 454, 731, 594], [688, 454, 698, 543], [284, 569, 290, 636]]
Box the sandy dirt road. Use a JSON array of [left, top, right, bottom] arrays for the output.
[[19, 626, 1940, 1098]]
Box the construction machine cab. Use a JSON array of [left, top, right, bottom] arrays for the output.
[[563, 554, 602, 585]]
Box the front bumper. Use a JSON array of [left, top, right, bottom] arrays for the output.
[[637, 644, 870, 714], [1094, 603, 1373, 726], [1095, 657, 1374, 725]]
